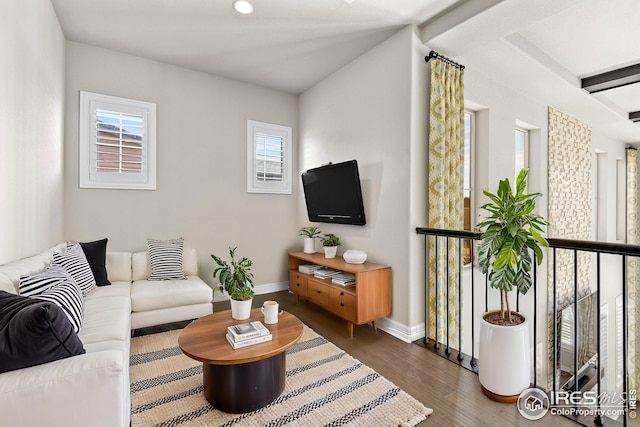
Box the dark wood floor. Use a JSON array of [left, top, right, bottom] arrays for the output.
[[136, 290, 582, 427]]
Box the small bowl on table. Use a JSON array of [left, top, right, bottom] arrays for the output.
[[343, 250, 367, 264]]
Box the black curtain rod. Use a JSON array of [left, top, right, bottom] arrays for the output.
[[425, 50, 465, 70]]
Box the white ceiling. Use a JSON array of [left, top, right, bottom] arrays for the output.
[[423, 0, 640, 143], [51, 0, 640, 143], [50, 0, 460, 95]]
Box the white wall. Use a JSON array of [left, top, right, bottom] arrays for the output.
[[299, 27, 415, 333], [63, 41, 300, 292], [0, 0, 65, 264]]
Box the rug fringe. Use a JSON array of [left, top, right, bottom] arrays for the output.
[[401, 406, 433, 427]]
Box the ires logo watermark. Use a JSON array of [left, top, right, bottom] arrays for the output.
[[517, 388, 637, 420], [517, 388, 550, 420]]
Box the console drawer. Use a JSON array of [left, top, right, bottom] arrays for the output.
[[289, 271, 308, 296], [329, 288, 356, 322], [307, 280, 329, 306]]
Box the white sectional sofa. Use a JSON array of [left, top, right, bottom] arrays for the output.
[[0, 243, 213, 427]]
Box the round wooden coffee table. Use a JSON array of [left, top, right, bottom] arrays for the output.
[[178, 308, 304, 413]]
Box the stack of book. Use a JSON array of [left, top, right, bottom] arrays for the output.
[[298, 264, 323, 274], [313, 267, 341, 279], [331, 272, 356, 286], [226, 321, 272, 349]]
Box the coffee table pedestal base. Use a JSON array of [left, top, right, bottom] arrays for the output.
[[203, 352, 286, 413]]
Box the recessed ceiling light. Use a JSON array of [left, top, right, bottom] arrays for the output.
[[233, 0, 254, 15], [342, 0, 355, 4]]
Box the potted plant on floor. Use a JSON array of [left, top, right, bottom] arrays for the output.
[[475, 168, 548, 402], [320, 233, 341, 258], [299, 226, 321, 254], [212, 247, 255, 320]]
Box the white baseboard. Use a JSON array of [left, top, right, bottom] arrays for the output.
[[213, 281, 289, 302], [376, 317, 425, 343], [213, 283, 423, 345]]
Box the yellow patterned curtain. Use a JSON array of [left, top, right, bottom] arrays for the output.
[[427, 59, 464, 348], [626, 147, 639, 391]]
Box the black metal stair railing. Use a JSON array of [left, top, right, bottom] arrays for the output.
[[415, 227, 639, 427]]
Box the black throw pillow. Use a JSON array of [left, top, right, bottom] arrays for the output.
[[0, 291, 85, 373], [79, 238, 111, 286]]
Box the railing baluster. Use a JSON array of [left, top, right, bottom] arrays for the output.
[[622, 256, 629, 427], [445, 237, 451, 355], [573, 249, 579, 395], [595, 252, 602, 426], [533, 249, 537, 388], [471, 239, 477, 369], [457, 237, 463, 363], [434, 236, 440, 350], [553, 247, 558, 404], [423, 236, 428, 346]]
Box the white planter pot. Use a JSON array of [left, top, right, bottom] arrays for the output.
[[303, 237, 316, 254], [479, 310, 531, 400], [230, 298, 253, 320], [323, 246, 338, 258]]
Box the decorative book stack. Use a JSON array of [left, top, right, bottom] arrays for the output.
[[313, 267, 341, 279], [331, 272, 356, 286], [298, 264, 323, 274], [226, 321, 272, 349]]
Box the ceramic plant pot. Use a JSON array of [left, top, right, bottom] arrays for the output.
[[230, 298, 253, 320], [323, 246, 338, 258], [478, 310, 531, 402], [303, 237, 316, 254]]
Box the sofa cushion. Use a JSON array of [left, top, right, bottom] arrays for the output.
[[53, 243, 96, 296], [83, 281, 131, 301], [79, 238, 111, 287], [0, 291, 85, 373], [106, 252, 132, 283], [146, 238, 187, 281], [131, 277, 212, 312], [0, 244, 66, 294], [78, 296, 131, 346]]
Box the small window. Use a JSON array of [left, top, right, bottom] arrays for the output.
[[515, 127, 528, 181], [79, 91, 156, 190], [247, 120, 292, 194], [463, 110, 474, 265]]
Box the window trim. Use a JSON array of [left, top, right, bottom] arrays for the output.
[[246, 120, 292, 194], [515, 126, 529, 180], [463, 110, 475, 266], [79, 91, 157, 190]]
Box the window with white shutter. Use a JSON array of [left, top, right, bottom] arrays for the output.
[[79, 91, 156, 190], [247, 120, 292, 194]]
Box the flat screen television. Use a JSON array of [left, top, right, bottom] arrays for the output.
[[301, 160, 366, 225]]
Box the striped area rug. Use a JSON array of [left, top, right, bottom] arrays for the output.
[[129, 325, 433, 426]]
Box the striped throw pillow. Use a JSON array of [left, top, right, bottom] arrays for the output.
[[147, 238, 187, 281], [33, 276, 84, 333], [53, 243, 97, 296], [19, 265, 85, 333], [19, 265, 73, 296]]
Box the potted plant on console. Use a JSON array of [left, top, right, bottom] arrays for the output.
[[212, 247, 255, 320], [475, 168, 548, 402], [320, 233, 341, 259], [299, 226, 321, 254]]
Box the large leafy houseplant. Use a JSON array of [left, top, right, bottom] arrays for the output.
[[476, 168, 548, 324], [211, 247, 254, 301]]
